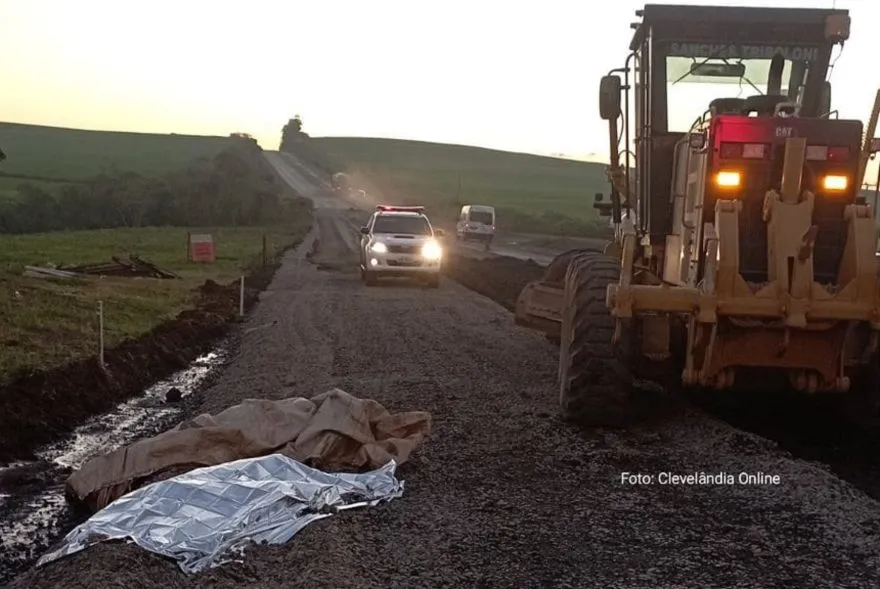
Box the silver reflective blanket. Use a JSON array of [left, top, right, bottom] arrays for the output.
[[38, 454, 404, 573]]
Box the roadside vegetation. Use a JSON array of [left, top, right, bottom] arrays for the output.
[[0, 225, 307, 381], [0, 123, 312, 382], [299, 136, 611, 237]]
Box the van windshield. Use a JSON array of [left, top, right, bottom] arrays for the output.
[[469, 211, 493, 225]]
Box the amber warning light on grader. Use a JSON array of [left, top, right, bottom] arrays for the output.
[[715, 170, 741, 187], [823, 175, 848, 191]]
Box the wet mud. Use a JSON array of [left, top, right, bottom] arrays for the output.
[[0, 350, 227, 584], [0, 237, 305, 585], [0, 254, 293, 465]]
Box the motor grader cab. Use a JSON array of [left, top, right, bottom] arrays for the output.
[[515, 3, 880, 426]]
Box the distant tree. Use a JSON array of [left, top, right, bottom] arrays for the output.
[[229, 132, 259, 148], [279, 115, 306, 152]]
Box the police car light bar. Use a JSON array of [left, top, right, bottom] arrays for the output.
[[376, 205, 425, 213]]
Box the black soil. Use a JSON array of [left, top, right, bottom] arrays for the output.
[[443, 253, 544, 311], [0, 267, 280, 465]]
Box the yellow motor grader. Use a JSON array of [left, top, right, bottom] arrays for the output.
[[515, 3, 880, 427]]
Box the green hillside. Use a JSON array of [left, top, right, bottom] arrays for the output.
[[310, 137, 609, 233], [0, 122, 233, 183]]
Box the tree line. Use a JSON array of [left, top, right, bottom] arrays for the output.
[[278, 115, 339, 177], [0, 138, 308, 234]]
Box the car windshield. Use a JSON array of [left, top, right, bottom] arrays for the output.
[[469, 211, 493, 224], [666, 55, 812, 132], [373, 215, 432, 235]]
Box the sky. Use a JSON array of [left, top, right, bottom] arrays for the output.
[[1, 0, 878, 180]]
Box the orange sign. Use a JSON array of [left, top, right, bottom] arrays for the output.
[[189, 234, 216, 263]]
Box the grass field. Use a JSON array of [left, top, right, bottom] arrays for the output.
[[0, 222, 309, 382], [0, 122, 232, 181], [311, 137, 609, 230]]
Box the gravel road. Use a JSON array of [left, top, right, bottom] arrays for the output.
[[265, 150, 592, 267], [8, 153, 880, 588]]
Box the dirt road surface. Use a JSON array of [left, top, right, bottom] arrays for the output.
[[264, 152, 341, 206], [8, 153, 880, 588]]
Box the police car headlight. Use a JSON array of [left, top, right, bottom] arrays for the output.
[[422, 240, 442, 260], [370, 242, 387, 253]]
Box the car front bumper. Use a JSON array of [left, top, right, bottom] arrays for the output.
[[363, 253, 441, 275]]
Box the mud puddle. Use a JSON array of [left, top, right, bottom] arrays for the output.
[[0, 350, 226, 585]]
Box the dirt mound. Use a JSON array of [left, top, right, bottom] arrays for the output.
[[197, 279, 227, 297], [0, 252, 293, 465], [444, 254, 544, 311]]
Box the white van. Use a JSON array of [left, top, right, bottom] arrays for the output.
[[456, 205, 496, 247]]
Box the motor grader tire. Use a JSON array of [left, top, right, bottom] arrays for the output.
[[557, 251, 600, 383], [558, 252, 635, 427], [543, 246, 608, 285]]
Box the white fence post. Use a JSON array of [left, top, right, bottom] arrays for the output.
[[97, 300, 105, 367], [239, 276, 245, 317]]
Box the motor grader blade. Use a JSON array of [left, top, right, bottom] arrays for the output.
[[514, 280, 564, 338], [514, 246, 611, 338]]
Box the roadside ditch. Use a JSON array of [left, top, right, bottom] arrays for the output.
[[0, 227, 311, 584]]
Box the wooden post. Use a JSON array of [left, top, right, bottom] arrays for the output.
[[239, 276, 245, 317], [97, 301, 105, 367]]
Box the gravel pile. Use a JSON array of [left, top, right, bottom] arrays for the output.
[[444, 253, 544, 312], [8, 205, 880, 588]]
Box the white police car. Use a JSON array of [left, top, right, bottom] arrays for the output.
[[359, 205, 444, 287]]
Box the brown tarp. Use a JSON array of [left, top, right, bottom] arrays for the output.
[[66, 388, 432, 512]]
